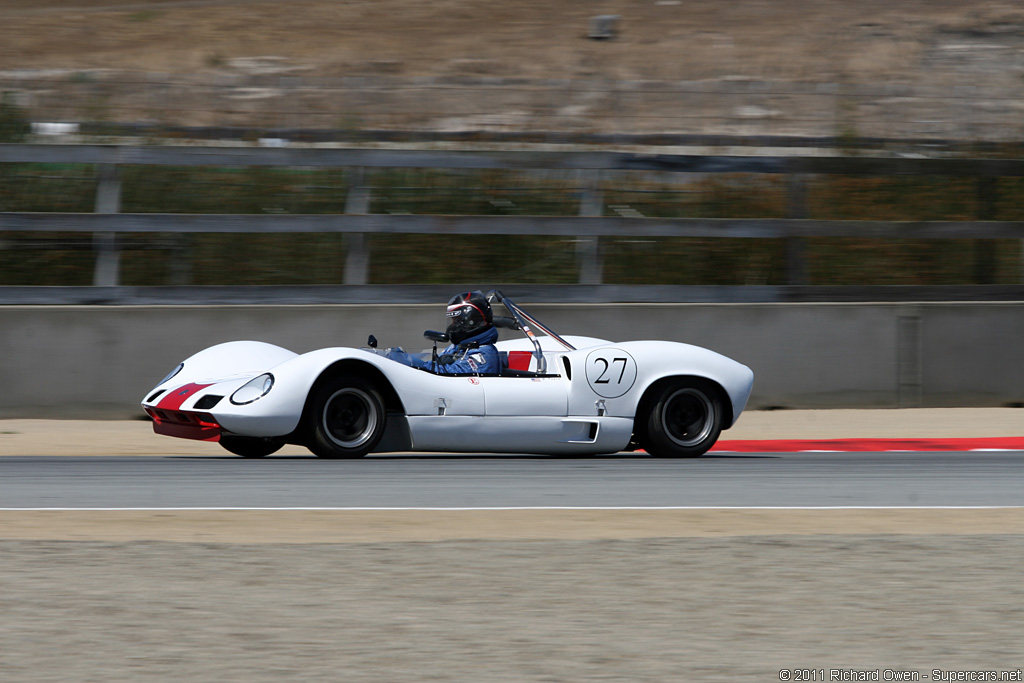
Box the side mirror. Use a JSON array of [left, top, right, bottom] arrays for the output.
[[493, 316, 519, 330], [424, 330, 449, 343], [367, 335, 378, 348]]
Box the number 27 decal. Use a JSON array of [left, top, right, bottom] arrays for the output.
[[585, 349, 637, 398], [593, 357, 629, 384]]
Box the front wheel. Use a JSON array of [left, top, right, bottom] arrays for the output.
[[219, 435, 285, 458], [639, 380, 723, 458], [306, 375, 386, 459]]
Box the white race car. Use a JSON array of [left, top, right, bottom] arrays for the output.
[[142, 292, 753, 458]]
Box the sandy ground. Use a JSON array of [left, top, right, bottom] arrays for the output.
[[3, 412, 1024, 680], [4, 508, 1024, 543], [3, 535, 1024, 682]]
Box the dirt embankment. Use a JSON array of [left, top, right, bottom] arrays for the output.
[[2, 0, 1021, 84], [2, 0, 1023, 135]]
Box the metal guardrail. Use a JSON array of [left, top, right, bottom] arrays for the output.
[[3, 214, 1024, 239], [4, 144, 1024, 175], [32, 124, 1023, 152], [5, 285, 1024, 306], [2, 144, 1023, 300]]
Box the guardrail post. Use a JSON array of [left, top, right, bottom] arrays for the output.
[[344, 167, 370, 285], [168, 234, 193, 285], [577, 172, 603, 285], [785, 174, 808, 285], [92, 164, 122, 287], [976, 176, 997, 284]]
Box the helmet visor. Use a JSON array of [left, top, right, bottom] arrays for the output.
[[445, 301, 486, 343]]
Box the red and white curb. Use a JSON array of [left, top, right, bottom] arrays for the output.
[[710, 437, 1024, 453]]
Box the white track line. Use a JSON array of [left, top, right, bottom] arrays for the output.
[[3, 506, 1024, 511]]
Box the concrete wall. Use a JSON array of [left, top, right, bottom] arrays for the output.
[[1, 303, 1022, 418]]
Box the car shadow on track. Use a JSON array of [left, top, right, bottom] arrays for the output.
[[166, 453, 781, 460]]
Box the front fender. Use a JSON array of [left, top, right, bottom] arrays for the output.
[[143, 344, 415, 438], [208, 347, 425, 436], [149, 340, 298, 392]]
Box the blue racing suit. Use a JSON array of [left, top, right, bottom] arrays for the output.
[[385, 326, 500, 375]]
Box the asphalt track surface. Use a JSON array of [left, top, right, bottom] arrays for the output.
[[3, 451, 1024, 509]]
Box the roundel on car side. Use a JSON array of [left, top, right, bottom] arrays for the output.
[[585, 348, 638, 398]]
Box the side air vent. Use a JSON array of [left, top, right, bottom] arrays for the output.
[[562, 356, 572, 380], [194, 395, 223, 410], [146, 389, 165, 403]]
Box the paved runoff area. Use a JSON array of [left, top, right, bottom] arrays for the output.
[[3, 408, 1024, 458], [2, 408, 1023, 541], [3, 409, 1024, 681]]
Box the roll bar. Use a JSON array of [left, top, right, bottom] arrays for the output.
[[487, 290, 576, 374]]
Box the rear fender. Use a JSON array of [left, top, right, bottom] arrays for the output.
[[631, 343, 753, 429], [566, 341, 753, 429]]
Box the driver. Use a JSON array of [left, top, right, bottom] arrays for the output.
[[385, 290, 500, 374]]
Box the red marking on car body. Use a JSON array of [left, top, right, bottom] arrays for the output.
[[148, 383, 221, 440], [156, 383, 213, 411], [507, 351, 532, 371], [710, 437, 1024, 453]]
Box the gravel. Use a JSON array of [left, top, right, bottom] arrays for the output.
[[2, 535, 1023, 682]]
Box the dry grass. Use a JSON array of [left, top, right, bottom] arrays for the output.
[[1, 0, 1020, 83]]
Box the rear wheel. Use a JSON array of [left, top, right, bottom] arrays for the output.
[[640, 380, 723, 458], [219, 435, 285, 458], [306, 375, 386, 459]]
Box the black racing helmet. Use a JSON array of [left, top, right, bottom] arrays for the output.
[[445, 290, 493, 344]]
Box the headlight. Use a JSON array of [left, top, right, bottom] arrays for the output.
[[230, 373, 274, 405], [156, 363, 184, 387]]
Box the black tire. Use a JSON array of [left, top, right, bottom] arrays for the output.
[[639, 379, 724, 458], [219, 434, 285, 458], [306, 375, 386, 459]]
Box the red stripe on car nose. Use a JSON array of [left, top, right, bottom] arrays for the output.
[[156, 383, 213, 411]]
